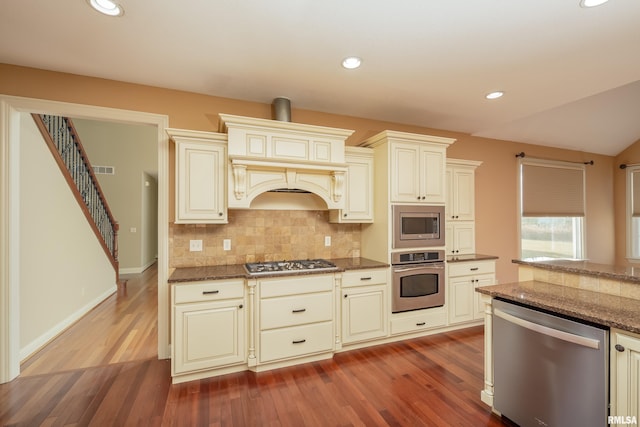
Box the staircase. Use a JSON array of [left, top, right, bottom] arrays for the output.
[[32, 114, 119, 282]]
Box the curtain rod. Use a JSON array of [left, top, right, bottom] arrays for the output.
[[515, 152, 594, 165], [619, 163, 640, 169]]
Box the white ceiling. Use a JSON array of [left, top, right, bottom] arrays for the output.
[[2, 0, 640, 156]]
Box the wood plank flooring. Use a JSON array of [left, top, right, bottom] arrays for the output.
[[0, 264, 508, 426]]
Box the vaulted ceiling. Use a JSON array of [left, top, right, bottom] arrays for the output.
[[2, 0, 639, 155]]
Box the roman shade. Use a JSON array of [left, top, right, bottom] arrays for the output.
[[521, 161, 585, 217], [632, 169, 640, 217]]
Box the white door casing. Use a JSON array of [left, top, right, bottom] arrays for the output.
[[0, 95, 170, 383]]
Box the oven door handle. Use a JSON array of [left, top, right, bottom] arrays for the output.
[[392, 264, 444, 273]]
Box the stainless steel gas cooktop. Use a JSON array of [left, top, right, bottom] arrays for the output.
[[244, 259, 337, 275]]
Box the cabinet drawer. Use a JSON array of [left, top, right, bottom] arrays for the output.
[[448, 261, 495, 277], [259, 322, 334, 363], [260, 292, 332, 330], [174, 279, 244, 304], [259, 274, 333, 298], [390, 310, 447, 335], [341, 269, 388, 288]]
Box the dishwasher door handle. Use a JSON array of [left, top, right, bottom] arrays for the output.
[[494, 308, 601, 349]]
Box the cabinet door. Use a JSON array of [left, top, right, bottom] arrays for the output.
[[334, 152, 374, 222], [449, 222, 475, 255], [420, 146, 446, 204], [612, 331, 640, 422], [390, 142, 421, 203], [173, 299, 245, 374], [448, 276, 475, 324], [452, 168, 475, 221], [342, 285, 388, 344], [176, 141, 227, 223], [473, 274, 495, 320]]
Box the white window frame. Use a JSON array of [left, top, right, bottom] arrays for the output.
[[626, 165, 640, 261], [517, 158, 586, 260]]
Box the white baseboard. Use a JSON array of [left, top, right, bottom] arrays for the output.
[[20, 286, 117, 361], [119, 259, 156, 275]]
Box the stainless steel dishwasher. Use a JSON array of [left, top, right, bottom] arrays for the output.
[[492, 298, 608, 427]]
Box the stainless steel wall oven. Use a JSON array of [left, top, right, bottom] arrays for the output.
[[391, 250, 445, 313]]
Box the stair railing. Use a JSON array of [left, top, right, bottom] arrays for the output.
[[32, 114, 119, 281]]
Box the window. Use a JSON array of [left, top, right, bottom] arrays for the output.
[[518, 159, 585, 260], [626, 166, 640, 260]]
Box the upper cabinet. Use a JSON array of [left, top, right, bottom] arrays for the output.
[[329, 146, 374, 223], [168, 128, 228, 224], [361, 130, 455, 206], [445, 159, 482, 256], [446, 159, 481, 221]]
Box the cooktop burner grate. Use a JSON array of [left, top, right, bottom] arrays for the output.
[[245, 259, 337, 275]]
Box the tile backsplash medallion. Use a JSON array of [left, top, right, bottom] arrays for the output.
[[169, 210, 362, 268]]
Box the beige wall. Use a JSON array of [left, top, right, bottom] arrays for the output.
[[1, 63, 620, 285], [73, 119, 158, 272], [19, 113, 115, 358]]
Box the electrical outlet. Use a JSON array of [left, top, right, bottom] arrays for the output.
[[223, 239, 231, 251], [324, 236, 331, 246], [189, 240, 203, 252]]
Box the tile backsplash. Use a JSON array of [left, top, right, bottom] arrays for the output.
[[169, 210, 362, 268]]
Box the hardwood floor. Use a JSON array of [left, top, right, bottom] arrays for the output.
[[0, 264, 508, 426]]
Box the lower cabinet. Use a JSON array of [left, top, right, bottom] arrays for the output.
[[390, 308, 447, 335], [257, 274, 335, 365], [611, 328, 640, 423], [172, 279, 246, 379], [447, 260, 496, 325], [341, 269, 388, 344]]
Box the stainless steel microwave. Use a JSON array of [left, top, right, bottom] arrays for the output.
[[392, 205, 445, 248]]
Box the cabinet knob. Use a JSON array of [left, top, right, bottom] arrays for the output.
[[239, 304, 243, 309], [421, 196, 426, 200], [344, 294, 348, 298], [615, 344, 626, 352], [218, 212, 223, 216], [344, 213, 347, 217]]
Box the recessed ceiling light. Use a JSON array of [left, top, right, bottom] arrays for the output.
[[580, 0, 609, 8], [87, 0, 124, 16], [342, 57, 362, 70], [485, 91, 505, 100]]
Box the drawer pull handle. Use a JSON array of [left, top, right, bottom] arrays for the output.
[[292, 339, 306, 344], [292, 308, 307, 313], [470, 267, 479, 271], [360, 277, 372, 281], [416, 322, 426, 326], [202, 290, 220, 295]]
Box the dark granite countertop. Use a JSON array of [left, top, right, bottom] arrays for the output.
[[476, 280, 640, 334], [168, 257, 389, 283], [514, 258, 640, 284], [447, 253, 498, 263]]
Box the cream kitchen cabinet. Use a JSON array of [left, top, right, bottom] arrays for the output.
[[172, 279, 246, 382], [168, 128, 228, 224], [329, 147, 374, 223], [256, 274, 334, 366], [446, 159, 481, 222], [340, 268, 388, 344], [445, 222, 476, 256], [610, 328, 640, 423], [390, 308, 447, 336], [447, 260, 496, 325], [390, 140, 447, 204]]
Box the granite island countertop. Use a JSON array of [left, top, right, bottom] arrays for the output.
[[477, 280, 640, 334], [168, 257, 389, 283], [514, 258, 640, 284]]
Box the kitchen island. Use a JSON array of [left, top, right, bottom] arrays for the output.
[[476, 259, 640, 424]]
